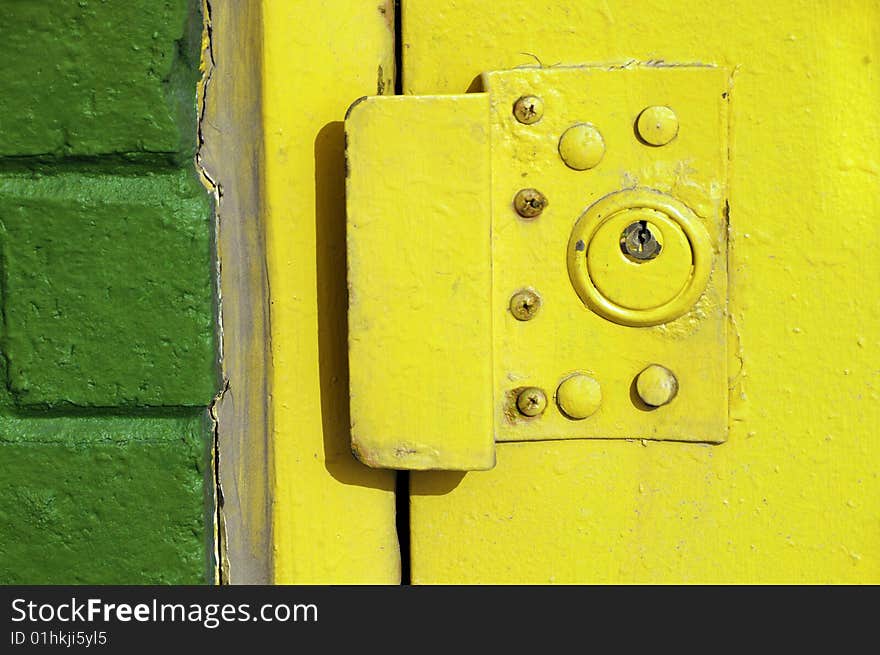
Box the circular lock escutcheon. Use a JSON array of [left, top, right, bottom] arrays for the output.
[[567, 189, 713, 327]]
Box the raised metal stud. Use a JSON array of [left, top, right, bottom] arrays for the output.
[[558, 123, 605, 170], [636, 106, 679, 146], [635, 364, 678, 407], [556, 373, 602, 420]]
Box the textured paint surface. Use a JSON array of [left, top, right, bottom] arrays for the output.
[[346, 94, 495, 471], [0, 0, 218, 583], [406, 0, 879, 583], [199, 0, 273, 584], [0, 171, 216, 408], [0, 0, 202, 162], [262, 0, 400, 583], [0, 415, 211, 584]]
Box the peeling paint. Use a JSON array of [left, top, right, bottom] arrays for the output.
[[197, 0, 274, 584]]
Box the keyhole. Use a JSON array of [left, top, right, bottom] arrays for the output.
[[621, 220, 662, 261]]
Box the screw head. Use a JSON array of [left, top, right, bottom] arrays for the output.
[[509, 288, 541, 321], [558, 123, 605, 170], [620, 220, 663, 261], [636, 106, 679, 146], [513, 188, 548, 218], [556, 373, 602, 420], [635, 364, 678, 407], [516, 387, 547, 417], [513, 95, 544, 124]]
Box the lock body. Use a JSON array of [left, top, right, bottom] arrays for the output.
[[346, 65, 729, 470]]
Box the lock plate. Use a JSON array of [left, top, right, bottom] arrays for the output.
[[346, 64, 730, 470], [486, 66, 729, 443]]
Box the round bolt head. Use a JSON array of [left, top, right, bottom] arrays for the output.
[[636, 364, 678, 407], [558, 123, 605, 170], [636, 106, 679, 146], [556, 374, 602, 420], [509, 288, 541, 321], [513, 95, 544, 124], [516, 387, 547, 417], [513, 188, 548, 218], [620, 220, 663, 261]]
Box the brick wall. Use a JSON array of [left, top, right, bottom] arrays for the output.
[[0, 0, 219, 583]]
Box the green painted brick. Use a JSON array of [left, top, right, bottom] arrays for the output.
[[0, 0, 202, 161], [0, 413, 212, 584], [0, 170, 218, 408], [0, 0, 218, 585]]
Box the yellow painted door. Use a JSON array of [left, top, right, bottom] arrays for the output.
[[390, 0, 879, 583], [254, 1, 877, 584]]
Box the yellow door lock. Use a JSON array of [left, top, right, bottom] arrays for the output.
[[346, 65, 729, 471]]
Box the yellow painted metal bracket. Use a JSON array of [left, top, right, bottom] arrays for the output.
[[489, 66, 729, 445], [346, 65, 729, 471], [346, 95, 495, 471]]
